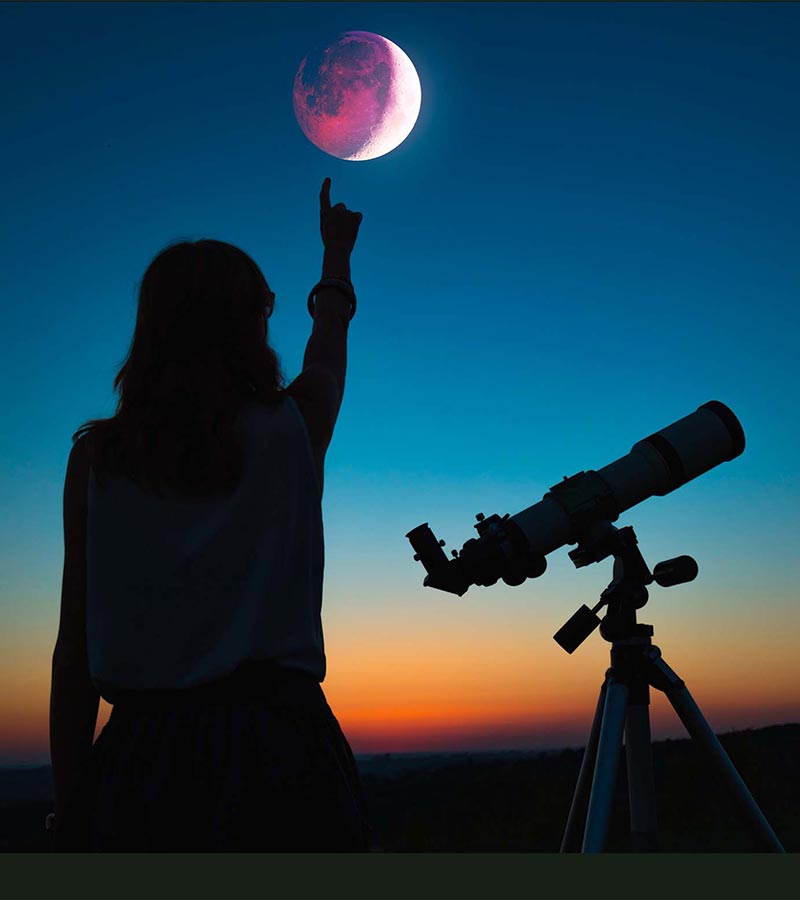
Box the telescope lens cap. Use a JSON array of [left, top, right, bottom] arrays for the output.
[[700, 401, 745, 459]]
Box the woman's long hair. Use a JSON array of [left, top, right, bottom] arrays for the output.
[[73, 239, 286, 498]]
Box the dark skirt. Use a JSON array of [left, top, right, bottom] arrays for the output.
[[53, 661, 372, 852]]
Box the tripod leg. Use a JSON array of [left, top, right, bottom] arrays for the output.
[[624, 701, 658, 851], [560, 677, 608, 852], [582, 674, 629, 853], [648, 649, 785, 853]]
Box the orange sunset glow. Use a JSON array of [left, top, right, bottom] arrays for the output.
[[4, 587, 797, 764]]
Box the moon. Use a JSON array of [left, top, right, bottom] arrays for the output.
[[293, 31, 422, 161]]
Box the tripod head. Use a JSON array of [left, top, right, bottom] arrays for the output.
[[553, 518, 698, 653]]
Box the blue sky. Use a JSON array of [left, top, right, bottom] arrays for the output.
[[2, 2, 799, 758]]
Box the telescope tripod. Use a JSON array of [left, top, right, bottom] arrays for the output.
[[555, 522, 784, 853]]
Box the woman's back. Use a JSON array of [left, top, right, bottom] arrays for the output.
[[85, 394, 325, 703]]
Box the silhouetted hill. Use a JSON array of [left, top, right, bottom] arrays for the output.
[[2, 723, 797, 851], [359, 723, 799, 851]]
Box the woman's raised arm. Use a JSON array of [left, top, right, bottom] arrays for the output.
[[286, 179, 363, 496]]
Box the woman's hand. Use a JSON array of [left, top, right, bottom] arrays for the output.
[[320, 177, 363, 254]]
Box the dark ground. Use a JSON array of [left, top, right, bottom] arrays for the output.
[[2, 723, 797, 852]]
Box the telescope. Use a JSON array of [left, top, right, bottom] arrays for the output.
[[406, 400, 744, 598], [406, 400, 784, 853]]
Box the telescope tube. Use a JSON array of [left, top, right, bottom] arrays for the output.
[[510, 401, 744, 558]]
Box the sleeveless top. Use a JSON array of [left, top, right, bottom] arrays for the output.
[[85, 394, 325, 704]]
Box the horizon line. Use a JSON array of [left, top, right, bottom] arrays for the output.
[[3, 720, 797, 769]]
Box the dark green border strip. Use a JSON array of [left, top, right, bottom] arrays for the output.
[[2, 853, 799, 900]]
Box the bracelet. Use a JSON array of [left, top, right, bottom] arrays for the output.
[[307, 278, 357, 320]]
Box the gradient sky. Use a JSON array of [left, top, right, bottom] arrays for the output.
[[1, 2, 799, 765]]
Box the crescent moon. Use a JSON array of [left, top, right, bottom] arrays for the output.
[[293, 31, 422, 161]]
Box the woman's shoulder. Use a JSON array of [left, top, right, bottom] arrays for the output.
[[68, 431, 95, 479]]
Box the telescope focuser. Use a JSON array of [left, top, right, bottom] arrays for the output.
[[406, 512, 547, 596]]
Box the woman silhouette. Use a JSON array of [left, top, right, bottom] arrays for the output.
[[49, 178, 371, 851]]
